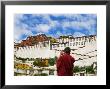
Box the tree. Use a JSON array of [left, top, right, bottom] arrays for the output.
[[73, 66, 80, 73], [49, 58, 55, 66], [86, 66, 95, 74], [33, 60, 39, 66], [18, 57, 27, 63]]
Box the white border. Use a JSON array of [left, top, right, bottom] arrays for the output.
[[5, 5, 106, 85]]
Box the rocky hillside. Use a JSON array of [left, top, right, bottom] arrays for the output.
[[16, 34, 49, 47]]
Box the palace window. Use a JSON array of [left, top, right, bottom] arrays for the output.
[[82, 37, 84, 40], [81, 42, 83, 45], [79, 38, 81, 41], [73, 43, 75, 46], [89, 39, 91, 42], [70, 43, 72, 46], [43, 43, 46, 47], [84, 42, 85, 45], [79, 42, 80, 45], [85, 38, 88, 42], [70, 39, 72, 42], [76, 42, 78, 46]]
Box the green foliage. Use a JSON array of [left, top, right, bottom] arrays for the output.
[[48, 57, 56, 66], [34, 73, 48, 76], [33, 59, 48, 67], [16, 57, 27, 63], [16, 57, 36, 62], [33, 57, 57, 67], [60, 35, 68, 38], [51, 38, 57, 43], [48, 36, 57, 43], [14, 72, 27, 76], [73, 66, 80, 73], [86, 66, 95, 74], [33, 60, 39, 66], [74, 65, 95, 74], [80, 67, 85, 71], [54, 56, 57, 60], [41, 73, 48, 76], [74, 66, 86, 73]]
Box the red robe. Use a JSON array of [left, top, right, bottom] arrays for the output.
[[56, 53, 75, 76]]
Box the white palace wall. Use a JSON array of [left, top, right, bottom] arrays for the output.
[[14, 35, 97, 67]]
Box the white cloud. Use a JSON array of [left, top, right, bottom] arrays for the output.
[[32, 14, 59, 33], [50, 21, 59, 27], [64, 14, 85, 21], [62, 18, 96, 32], [14, 23, 33, 42], [51, 14, 96, 22], [14, 14, 52, 41], [32, 14, 96, 35], [52, 14, 97, 34], [56, 31, 63, 36], [14, 14, 24, 25], [36, 24, 50, 33], [14, 14, 97, 41], [73, 32, 85, 37], [62, 21, 84, 30], [32, 14, 60, 28], [36, 32, 45, 35]]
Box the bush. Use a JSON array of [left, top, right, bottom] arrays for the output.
[[48, 57, 56, 66], [73, 66, 80, 73], [14, 72, 27, 76], [34, 73, 48, 76], [33, 60, 39, 66], [74, 65, 96, 74], [34, 74, 39, 76], [86, 66, 95, 74], [17, 57, 27, 63], [41, 73, 48, 76], [33, 59, 48, 67]]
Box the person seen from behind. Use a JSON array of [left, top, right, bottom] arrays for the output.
[[56, 47, 75, 76]]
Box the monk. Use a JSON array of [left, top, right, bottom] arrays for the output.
[[56, 47, 75, 76]]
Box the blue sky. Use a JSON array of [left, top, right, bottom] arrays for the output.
[[14, 14, 97, 42]]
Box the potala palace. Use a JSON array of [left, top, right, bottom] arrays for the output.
[[14, 34, 97, 76]]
